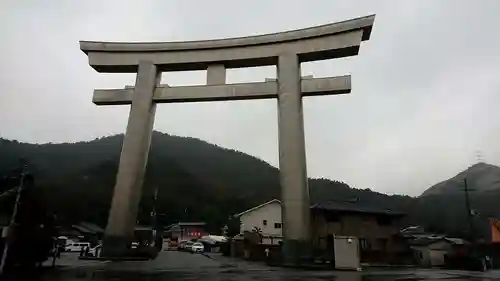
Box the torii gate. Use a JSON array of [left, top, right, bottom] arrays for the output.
[[80, 15, 375, 262]]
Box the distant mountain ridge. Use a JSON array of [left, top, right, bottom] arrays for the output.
[[420, 163, 500, 197]]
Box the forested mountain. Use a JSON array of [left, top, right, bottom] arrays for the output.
[[415, 163, 500, 240], [1, 132, 498, 239], [0, 132, 411, 231], [421, 163, 500, 196]]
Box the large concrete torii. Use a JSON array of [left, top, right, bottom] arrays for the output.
[[80, 14, 375, 261]]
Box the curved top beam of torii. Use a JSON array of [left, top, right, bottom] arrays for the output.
[[80, 15, 374, 73]]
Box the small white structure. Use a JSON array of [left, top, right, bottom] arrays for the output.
[[334, 236, 361, 271], [234, 199, 282, 245]]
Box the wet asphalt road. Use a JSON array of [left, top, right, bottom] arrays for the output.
[[43, 251, 500, 281]]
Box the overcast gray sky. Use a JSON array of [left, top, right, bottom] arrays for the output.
[[1, 0, 500, 196]]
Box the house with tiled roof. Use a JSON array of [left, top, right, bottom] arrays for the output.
[[232, 199, 408, 263]]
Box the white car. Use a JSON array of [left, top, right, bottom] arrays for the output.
[[191, 242, 204, 253], [184, 241, 194, 251], [65, 242, 91, 252]]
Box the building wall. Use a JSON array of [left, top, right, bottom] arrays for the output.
[[240, 202, 282, 237], [236, 202, 408, 261], [412, 240, 453, 267], [412, 246, 431, 266], [312, 212, 401, 237], [168, 226, 207, 241], [262, 236, 282, 245], [311, 211, 406, 261], [427, 240, 453, 251]]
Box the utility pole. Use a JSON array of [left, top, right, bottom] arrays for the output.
[[0, 165, 28, 275], [151, 186, 158, 226], [464, 178, 475, 243], [150, 186, 159, 245]]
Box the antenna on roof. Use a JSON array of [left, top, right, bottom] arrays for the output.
[[475, 150, 484, 163]]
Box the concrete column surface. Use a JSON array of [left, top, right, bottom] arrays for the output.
[[206, 64, 226, 85], [276, 54, 312, 264], [102, 61, 160, 257]]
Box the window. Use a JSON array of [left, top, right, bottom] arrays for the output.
[[263, 220, 267, 226], [359, 238, 371, 251], [274, 223, 282, 229]]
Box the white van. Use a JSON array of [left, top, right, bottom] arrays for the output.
[[65, 242, 91, 252]]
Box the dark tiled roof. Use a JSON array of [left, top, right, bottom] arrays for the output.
[[409, 237, 443, 246], [445, 238, 469, 245], [165, 222, 206, 231], [175, 222, 206, 226], [71, 224, 93, 234], [410, 237, 469, 247], [71, 222, 104, 234], [79, 222, 104, 233], [135, 225, 153, 231], [310, 201, 406, 216]]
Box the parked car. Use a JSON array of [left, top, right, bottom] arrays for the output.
[[57, 237, 75, 252], [65, 242, 91, 252], [184, 241, 194, 251], [178, 241, 186, 250], [191, 242, 204, 253], [166, 238, 179, 251]]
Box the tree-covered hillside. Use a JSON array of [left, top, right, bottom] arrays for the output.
[[2, 132, 498, 240], [0, 132, 411, 231]]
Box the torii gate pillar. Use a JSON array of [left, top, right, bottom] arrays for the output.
[[101, 61, 160, 256]]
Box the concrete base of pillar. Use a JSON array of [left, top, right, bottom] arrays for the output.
[[100, 235, 130, 258], [281, 239, 313, 265], [100, 236, 159, 260]]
